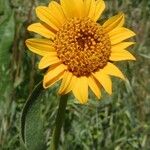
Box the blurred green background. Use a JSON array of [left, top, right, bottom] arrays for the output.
[[0, 0, 150, 149]]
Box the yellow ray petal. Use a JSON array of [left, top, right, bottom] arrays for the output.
[[88, 76, 101, 99], [109, 27, 136, 45], [111, 42, 135, 52], [48, 1, 66, 25], [93, 0, 105, 21], [36, 6, 60, 31], [72, 76, 88, 104], [110, 50, 136, 61], [103, 62, 125, 80], [60, 0, 84, 18], [58, 71, 74, 95], [39, 55, 61, 69], [43, 64, 67, 88], [26, 39, 55, 56], [62, 75, 77, 95], [103, 12, 125, 32], [84, 0, 96, 19], [93, 71, 112, 95], [27, 23, 55, 39]]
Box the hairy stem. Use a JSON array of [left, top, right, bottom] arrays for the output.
[[50, 94, 68, 150]]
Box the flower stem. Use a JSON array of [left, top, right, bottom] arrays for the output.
[[50, 94, 68, 150]]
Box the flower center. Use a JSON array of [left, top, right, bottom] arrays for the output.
[[54, 18, 111, 77]]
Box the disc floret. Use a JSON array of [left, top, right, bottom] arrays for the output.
[[54, 18, 111, 77]]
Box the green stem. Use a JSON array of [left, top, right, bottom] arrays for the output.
[[50, 94, 68, 150]]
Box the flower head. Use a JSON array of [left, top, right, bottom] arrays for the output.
[[26, 0, 136, 103]]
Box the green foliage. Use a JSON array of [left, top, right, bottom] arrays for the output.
[[21, 81, 46, 150], [0, 12, 15, 65], [0, 0, 150, 150], [0, 0, 15, 96]]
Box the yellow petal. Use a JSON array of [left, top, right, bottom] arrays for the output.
[[93, 0, 105, 21], [103, 12, 125, 32], [84, 0, 96, 19], [26, 39, 55, 56], [48, 1, 66, 25], [72, 76, 88, 104], [110, 50, 136, 61], [60, 0, 84, 18], [39, 55, 61, 69], [88, 76, 101, 99], [111, 42, 135, 52], [93, 71, 112, 95], [58, 71, 73, 94], [36, 6, 60, 31], [109, 27, 136, 45], [27, 23, 55, 39], [43, 64, 67, 88], [103, 62, 125, 80]]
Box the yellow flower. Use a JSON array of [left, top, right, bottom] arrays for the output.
[[26, 0, 136, 104]]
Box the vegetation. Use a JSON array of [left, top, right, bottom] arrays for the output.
[[0, 0, 150, 149]]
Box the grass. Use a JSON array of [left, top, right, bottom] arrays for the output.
[[0, 0, 150, 149]]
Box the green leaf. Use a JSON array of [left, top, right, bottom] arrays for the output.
[[0, 10, 15, 101], [0, 0, 11, 24], [0, 0, 4, 15], [0, 11, 15, 66], [21, 81, 47, 150], [139, 53, 150, 59]]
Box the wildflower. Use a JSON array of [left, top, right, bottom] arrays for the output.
[[26, 0, 135, 103]]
